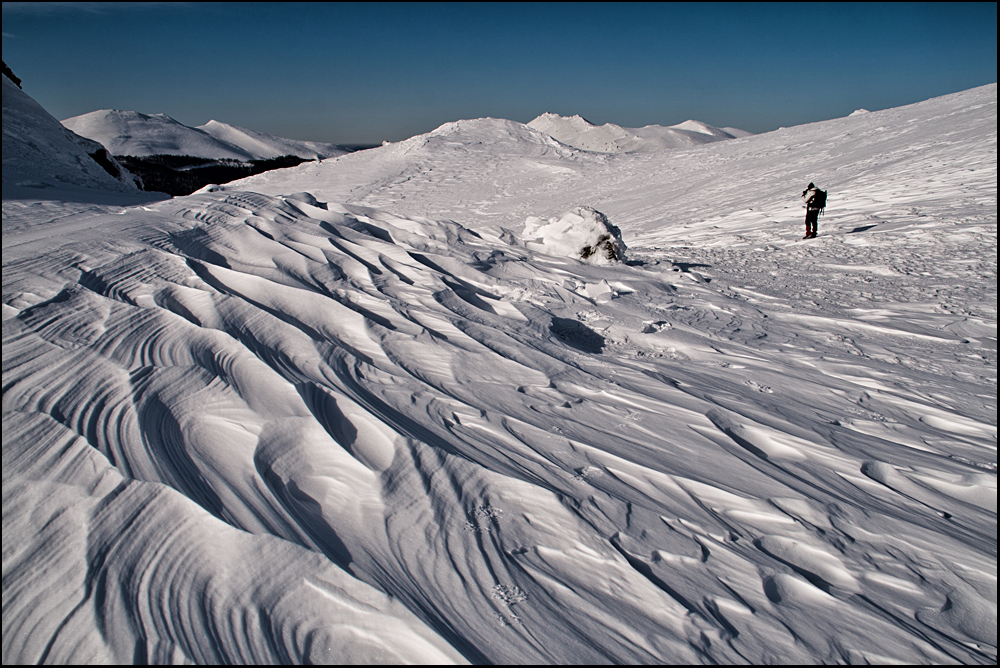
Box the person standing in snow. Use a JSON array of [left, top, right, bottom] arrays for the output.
[[801, 182, 826, 239]]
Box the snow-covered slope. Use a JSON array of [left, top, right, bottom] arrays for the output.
[[527, 112, 751, 153], [3, 84, 996, 664], [196, 119, 348, 160], [61, 110, 347, 161], [2, 75, 139, 195], [61, 109, 256, 160]]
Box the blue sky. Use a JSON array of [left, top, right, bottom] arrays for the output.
[[2, 2, 996, 144]]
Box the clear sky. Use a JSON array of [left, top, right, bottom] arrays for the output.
[[2, 2, 996, 145]]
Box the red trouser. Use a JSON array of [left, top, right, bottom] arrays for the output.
[[805, 208, 820, 235]]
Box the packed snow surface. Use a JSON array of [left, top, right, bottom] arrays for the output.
[[3, 83, 997, 664], [527, 112, 751, 153], [61, 110, 348, 161]]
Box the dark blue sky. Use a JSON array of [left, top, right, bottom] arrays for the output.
[[3, 2, 996, 144]]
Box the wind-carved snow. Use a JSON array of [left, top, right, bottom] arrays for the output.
[[3, 84, 997, 664]]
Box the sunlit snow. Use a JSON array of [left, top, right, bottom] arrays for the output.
[[3, 76, 996, 664], [61, 110, 348, 161], [523, 206, 627, 264], [527, 112, 752, 153]]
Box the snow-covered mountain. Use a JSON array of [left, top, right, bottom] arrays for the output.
[[61, 109, 255, 160], [196, 119, 349, 160], [527, 112, 752, 153], [2, 73, 139, 195], [61, 109, 348, 161], [3, 83, 996, 664]]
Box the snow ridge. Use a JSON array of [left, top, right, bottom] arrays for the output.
[[527, 111, 751, 153]]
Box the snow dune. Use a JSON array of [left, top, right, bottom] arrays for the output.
[[3, 83, 997, 663]]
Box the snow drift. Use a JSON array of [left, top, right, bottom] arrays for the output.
[[3, 83, 997, 664]]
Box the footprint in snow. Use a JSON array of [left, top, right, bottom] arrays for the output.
[[642, 321, 670, 333], [744, 380, 774, 393], [464, 504, 504, 533], [493, 611, 522, 627], [574, 465, 605, 481], [846, 406, 889, 421], [492, 584, 528, 606], [948, 455, 997, 472]]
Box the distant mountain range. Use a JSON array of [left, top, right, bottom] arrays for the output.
[[51, 110, 352, 196], [527, 112, 752, 153], [7, 68, 753, 201], [61, 110, 349, 162]]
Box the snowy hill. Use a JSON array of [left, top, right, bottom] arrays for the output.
[[3, 84, 996, 664], [62, 109, 256, 160], [196, 119, 348, 160], [526, 112, 751, 153], [62, 109, 347, 161], [235, 84, 995, 250], [2, 74, 139, 195]]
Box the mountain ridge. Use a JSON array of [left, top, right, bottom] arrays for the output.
[[527, 111, 753, 153], [61, 109, 348, 161]]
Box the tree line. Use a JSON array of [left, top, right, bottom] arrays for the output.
[[115, 154, 312, 196]]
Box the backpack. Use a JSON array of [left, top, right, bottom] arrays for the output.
[[812, 189, 827, 210]]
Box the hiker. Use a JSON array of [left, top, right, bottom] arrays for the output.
[[801, 182, 826, 238]]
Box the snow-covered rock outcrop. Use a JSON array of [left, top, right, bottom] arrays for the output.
[[523, 206, 626, 264]]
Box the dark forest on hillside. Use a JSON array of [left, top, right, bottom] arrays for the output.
[[116, 154, 312, 196]]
